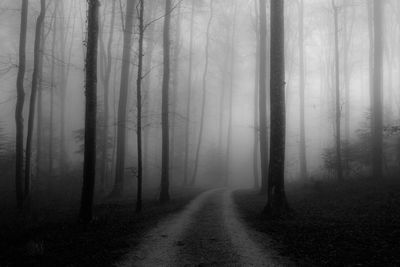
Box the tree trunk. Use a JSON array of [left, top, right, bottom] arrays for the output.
[[372, 0, 383, 179], [253, 0, 260, 190], [100, 0, 116, 194], [333, 1, 343, 181], [259, 0, 269, 195], [264, 0, 289, 217], [15, 0, 28, 209], [191, 0, 214, 186], [36, 25, 45, 186], [225, 1, 237, 187], [170, 2, 181, 181], [24, 0, 46, 204], [183, 1, 195, 186], [298, 0, 307, 181], [135, 0, 144, 212], [160, 0, 172, 202], [111, 0, 136, 197], [79, 0, 99, 224]]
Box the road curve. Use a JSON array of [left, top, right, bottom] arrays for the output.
[[116, 188, 292, 266]]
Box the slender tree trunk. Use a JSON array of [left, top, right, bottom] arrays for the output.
[[24, 0, 46, 204], [259, 0, 269, 195], [100, 0, 116, 194], [298, 0, 307, 181], [191, 0, 214, 186], [136, 0, 144, 212], [372, 0, 383, 179], [79, 0, 99, 224], [367, 0, 374, 129], [170, 2, 181, 181], [225, 1, 237, 187], [15, 0, 28, 209], [253, 0, 260, 190], [264, 0, 289, 216], [183, 1, 195, 186], [36, 26, 45, 185], [333, 1, 343, 181], [49, 4, 58, 187], [111, 0, 136, 197], [160, 0, 172, 202], [142, 2, 156, 183]]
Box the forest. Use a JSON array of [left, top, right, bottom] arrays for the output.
[[0, 0, 400, 266]]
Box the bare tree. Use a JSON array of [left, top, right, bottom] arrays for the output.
[[264, 0, 289, 216], [160, 0, 172, 202], [259, 0, 269, 195], [15, 0, 28, 209], [24, 0, 46, 204], [332, 0, 343, 181], [136, 0, 144, 212], [111, 0, 136, 197], [183, 0, 195, 186], [225, 0, 237, 186], [372, 0, 383, 178], [79, 0, 99, 223], [191, 0, 214, 186], [298, 0, 307, 181]]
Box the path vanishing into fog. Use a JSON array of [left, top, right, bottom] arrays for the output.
[[116, 188, 292, 266]]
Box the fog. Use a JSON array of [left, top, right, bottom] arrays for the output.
[[1, 0, 400, 265]]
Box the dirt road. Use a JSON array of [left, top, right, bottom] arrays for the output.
[[117, 188, 292, 266]]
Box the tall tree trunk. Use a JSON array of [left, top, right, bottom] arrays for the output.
[[225, 1, 237, 187], [183, 1, 195, 186], [100, 0, 116, 194], [333, 1, 343, 181], [253, 0, 260, 189], [15, 0, 28, 209], [191, 0, 214, 186], [136, 0, 144, 212], [79, 0, 99, 224], [372, 0, 383, 178], [259, 0, 269, 195], [142, 1, 156, 183], [160, 0, 172, 202], [170, 2, 181, 181], [298, 0, 307, 181], [49, 3, 58, 188], [264, 0, 289, 216], [36, 26, 45, 185], [24, 0, 46, 204], [111, 0, 136, 197]]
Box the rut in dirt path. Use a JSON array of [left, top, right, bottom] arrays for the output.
[[117, 188, 292, 266]]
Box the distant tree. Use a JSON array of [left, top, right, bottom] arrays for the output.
[[99, 0, 116, 194], [170, 1, 181, 180], [225, 0, 237, 187], [135, 0, 144, 212], [259, 0, 269, 195], [264, 0, 289, 217], [372, 0, 383, 178], [160, 0, 172, 202], [15, 0, 28, 210], [111, 0, 136, 197], [332, 0, 343, 181], [183, 0, 195, 186], [192, 0, 214, 186], [253, 0, 260, 189], [298, 0, 307, 181], [79, 0, 99, 223], [24, 0, 46, 205]]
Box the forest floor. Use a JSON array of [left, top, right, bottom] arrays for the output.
[[234, 178, 400, 266], [0, 186, 204, 267], [117, 188, 292, 266]]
